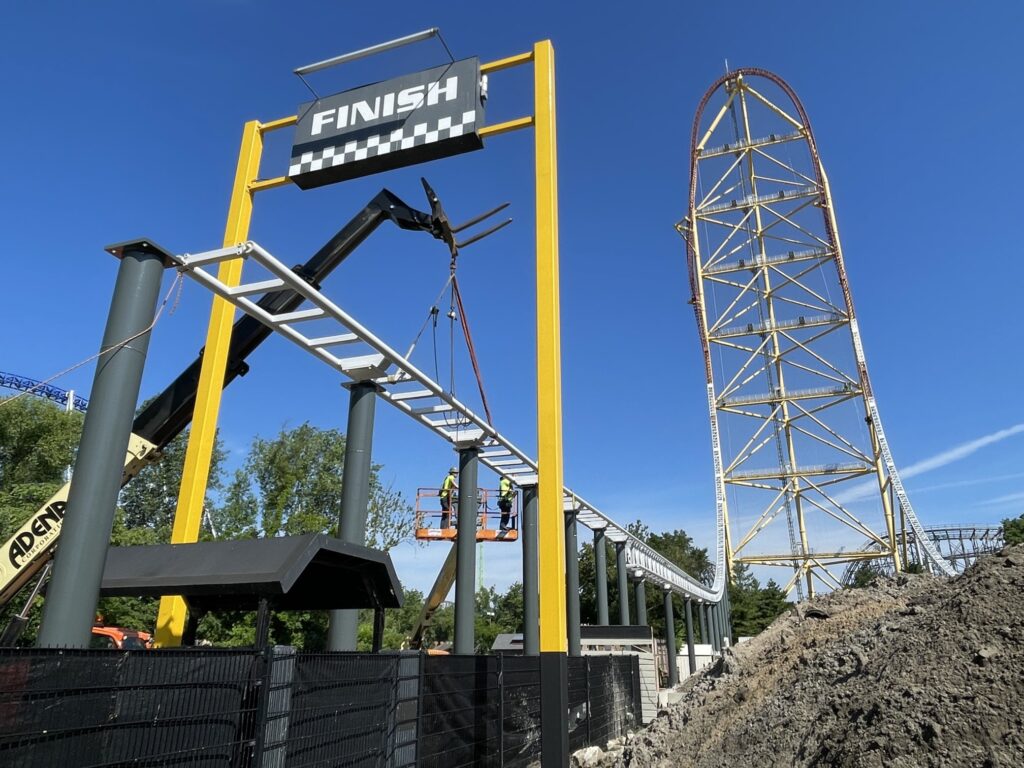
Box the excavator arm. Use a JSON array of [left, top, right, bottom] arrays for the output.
[[0, 187, 440, 613]]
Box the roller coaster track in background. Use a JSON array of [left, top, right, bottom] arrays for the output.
[[679, 68, 956, 598], [0, 371, 89, 412], [840, 524, 1005, 586]]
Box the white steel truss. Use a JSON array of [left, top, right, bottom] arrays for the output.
[[172, 242, 726, 603], [678, 68, 954, 597]]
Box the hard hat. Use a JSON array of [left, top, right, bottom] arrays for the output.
[[449, 466, 458, 473]]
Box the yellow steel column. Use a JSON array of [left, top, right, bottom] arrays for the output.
[[154, 120, 263, 647], [533, 39, 566, 655]]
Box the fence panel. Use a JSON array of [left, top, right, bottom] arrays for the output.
[[0, 647, 259, 768]]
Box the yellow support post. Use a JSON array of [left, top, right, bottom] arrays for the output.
[[532, 39, 569, 767], [533, 40, 566, 655], [154, 120, 263, 647]]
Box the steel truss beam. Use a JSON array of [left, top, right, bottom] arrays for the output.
[[173, 242, 725, 602], [680, 68, 954, 597]]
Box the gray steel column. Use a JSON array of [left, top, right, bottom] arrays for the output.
[[616, 542, 630, 625], [723, 589, 732, 647], [699, 601, 709, 646], [684, 598, 697, 675], [521, 483, 539, 656], [663, 587, 678, 687], [593, 528, 609, 625], [329, 380, 378, 651], [454, 446, 479, 654], [38, 241, 169, 648], [564, 509, 581, 656], [633, 572, 648, 626], [711, 602, 721, 653]]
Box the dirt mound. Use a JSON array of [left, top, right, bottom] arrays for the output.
[[583, 545, 1024, 768]]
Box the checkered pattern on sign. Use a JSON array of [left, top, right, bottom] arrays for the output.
[[289, 111, 477, 177]]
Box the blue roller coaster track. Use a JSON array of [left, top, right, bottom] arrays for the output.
[[0, 371, 89, 412]]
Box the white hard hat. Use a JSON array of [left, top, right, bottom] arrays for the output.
[[449, 466, 458, 473]]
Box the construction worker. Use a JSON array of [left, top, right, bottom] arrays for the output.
[[439, 466, 458, 528], [498, 475, 515, 533]]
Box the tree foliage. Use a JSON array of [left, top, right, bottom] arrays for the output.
[[0, 397, 83, 541], [1003, 514, 1024, 546]]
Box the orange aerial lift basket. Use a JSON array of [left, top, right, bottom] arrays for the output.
[[414, 487, 519, 542]]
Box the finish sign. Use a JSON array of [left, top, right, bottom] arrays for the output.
[[289, 58, 485, 189]]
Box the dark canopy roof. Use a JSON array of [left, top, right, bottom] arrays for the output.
[[100, 534, 402, 612]]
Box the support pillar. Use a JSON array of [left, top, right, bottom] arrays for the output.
[[593, 528, 609, 626], [684, 598, 697, 675], [633, 572, 648, 627], [329, 380, 377, 651], [711, 602, 721, 653], [454, 446, 479, 654], [722, 589, 732, 648], [38, 241, 170, 648], [521, 483, 539, 656], [616, 542, 630, 625], [698, 601, 708, 646], [663, 586, 678, 687], [565, 508, 581, 656]]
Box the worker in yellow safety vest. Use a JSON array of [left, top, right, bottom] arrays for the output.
[[440, 466, 458, 528], [498, 476, 515, 533]]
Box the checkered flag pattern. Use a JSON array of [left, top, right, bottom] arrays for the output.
[[289, 111, 478, 177]]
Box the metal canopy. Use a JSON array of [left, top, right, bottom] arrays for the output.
[[172, 242, 727, 602], [100, 533, 403, 612]]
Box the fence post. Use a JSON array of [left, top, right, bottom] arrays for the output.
[[585, 656, 592, 746], [498, 653, 505, 768], [250, 646, 273, 768]]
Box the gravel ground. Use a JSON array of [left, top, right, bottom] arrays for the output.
[[576, 545, 1024, 768]]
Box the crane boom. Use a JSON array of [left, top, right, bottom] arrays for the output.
[[0, 187, 440, 611]]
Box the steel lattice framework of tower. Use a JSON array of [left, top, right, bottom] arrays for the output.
[[678, 68, 954, 598]]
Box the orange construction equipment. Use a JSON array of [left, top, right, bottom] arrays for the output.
[[414, 488, 519, 542]]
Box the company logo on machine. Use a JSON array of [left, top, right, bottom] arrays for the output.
[[289, 58, 485, 190]]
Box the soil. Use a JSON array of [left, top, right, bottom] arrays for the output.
[[578, 545, 1024, 768]]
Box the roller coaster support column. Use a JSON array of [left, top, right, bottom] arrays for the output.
[[684, 598, 697, 675], [38, 241, 171, 647], [565, 508, 581, 656], [329, 380, 378, 651], [663, 586, 679, 687], [521, 482, 539, 656], [616, 542, 630, 625], [723, 589, 732, 647], [633, 570, 648, 626], [454, 445, 480, 654], [711, 602, 722, 653], [593, 528, 609, 625], [698, 601, 708, 646]]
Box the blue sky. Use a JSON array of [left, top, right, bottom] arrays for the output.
[[2, 2, 1021, 595]]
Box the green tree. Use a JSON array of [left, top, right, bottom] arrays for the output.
[[0, 396, 83, 541], [727, 562, 789, 639], [1003, 514, 1024, 546], [119, 427, 225, 539], [196, 423, 416, 648], [212, 422, 413, 549]]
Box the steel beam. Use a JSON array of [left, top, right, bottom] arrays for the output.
[[39, 243, 169, 647], [522, 483, 539, 656], [633, 572, 648, 627], [663, 586, 679, 687], [684, 598, 697, 675], [565, 509, 581, 656], [329, 380, 377, 651], [593, 528, 609, 625], [454, 446, 480, 654], [616, 542, 630, 625]]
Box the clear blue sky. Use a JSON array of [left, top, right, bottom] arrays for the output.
[[2, 2, 1021, 594]]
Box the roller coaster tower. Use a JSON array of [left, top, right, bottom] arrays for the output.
[[679, 69, 954, 598]]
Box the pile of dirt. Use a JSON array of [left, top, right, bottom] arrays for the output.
[[580, 545, 1024, 768]]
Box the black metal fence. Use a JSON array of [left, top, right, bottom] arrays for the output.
[[0, 648, 640, 767]]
